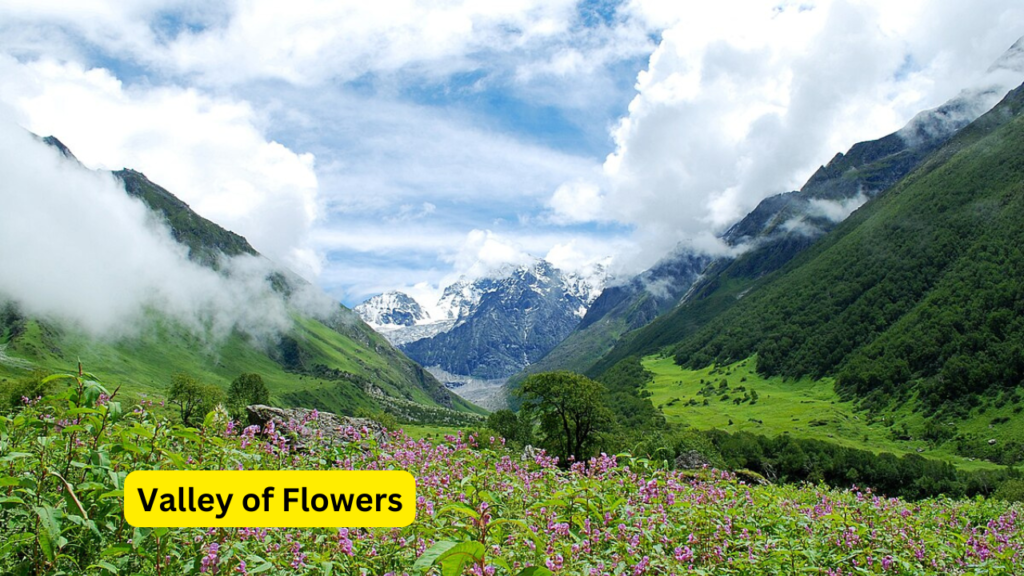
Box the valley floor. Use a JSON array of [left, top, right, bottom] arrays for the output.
[[643, 355, 1002, 471]]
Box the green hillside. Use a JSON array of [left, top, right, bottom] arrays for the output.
[[0, 302, 481, 423], [595, 82, 1024, 464], [0, 141, 482, 422]]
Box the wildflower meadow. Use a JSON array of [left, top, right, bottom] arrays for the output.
[[1, 372, 1021, 575]]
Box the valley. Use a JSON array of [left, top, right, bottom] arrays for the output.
[[642, 355, 1001, 471]]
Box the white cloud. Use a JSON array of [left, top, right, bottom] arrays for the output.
[[445, 230, 535, 279], [5, 0, 1024, 303], [591, 0, 1024, 270], [0, 0, 582, 87], [546, 180, 607, 224], [0, 116, 332, 341], [0, 57, 322, 279], [807, 192, 870, 223]]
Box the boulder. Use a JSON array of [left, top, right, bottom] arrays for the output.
[[675, 450, 712, 470], [245, 404, 387, 447]]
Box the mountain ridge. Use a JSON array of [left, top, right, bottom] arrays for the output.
[[0, 136, 481, 421]]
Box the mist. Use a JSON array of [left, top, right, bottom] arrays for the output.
[[0, 115, 334, 343]]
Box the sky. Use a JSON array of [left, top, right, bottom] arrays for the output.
[[1, 0, 1023, 308]]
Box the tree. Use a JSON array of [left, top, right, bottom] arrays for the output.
[[168, 373, 225, 426], [517, 371, 612, 464], [227, 373, 269, 422], [486, 409, 532, 446]]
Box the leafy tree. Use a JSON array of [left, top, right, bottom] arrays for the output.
[[486, 409, 532, 446], [517, 371, 612, 464], [227, 372, 269, 421], [168, 373, 225, 426]]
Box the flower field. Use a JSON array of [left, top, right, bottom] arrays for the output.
[[0, 374, 1021, 575]]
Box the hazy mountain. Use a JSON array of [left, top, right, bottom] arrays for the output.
[[571, 36, 1024, 381], [0, 138, 481, 422]]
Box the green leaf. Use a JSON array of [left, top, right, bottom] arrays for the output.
[[439, 503, 480, 520], [33, 507, 59, 562], [0, 452, 33, 462], [413, 541, 458, 573], [102, 544, 132, 557], [436, 542, 485, 576], [129, 425, 154, 439], [67, 407, 104, 416], [87, 560, 119, 574], [160, 449, 188, 468], [171, 428, 202, 443]]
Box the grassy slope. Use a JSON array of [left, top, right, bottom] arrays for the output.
[[0, 313, 483, 419], [642, 354, 1000, 471], [668, 84, 1024, 386], [586, 84, 1024, 467], [0, 144, 483, 421]]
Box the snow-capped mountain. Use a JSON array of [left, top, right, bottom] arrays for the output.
[[353, 259, 606, 406], [400, 260, 604, 381], [353, 291, 429, 328]]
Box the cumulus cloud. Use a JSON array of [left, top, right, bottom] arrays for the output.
[[445, 230, 535, 279], [546, 180, 607, 224], [581, 0, 1024, 271], [0, 115, 332, 341], [0, 56, 321, 279]]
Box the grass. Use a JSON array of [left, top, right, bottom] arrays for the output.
[[642, 354, 1000, 471], [0, 312, 482, 420], [400, 423, 464, 440]]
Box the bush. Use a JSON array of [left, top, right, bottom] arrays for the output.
[[227, 373, 270, 422], [0, 369, 52, 411], [168, 373, 225, 426]]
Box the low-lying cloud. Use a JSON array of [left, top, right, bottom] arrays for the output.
[[0, 56, 322, 281], [0, 115, 333, 342]]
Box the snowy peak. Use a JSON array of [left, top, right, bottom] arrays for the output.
[[436, 280, 487, 321], [353, 291, 429, 328]]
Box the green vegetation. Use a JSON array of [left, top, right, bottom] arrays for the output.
[[0, 152, 481, 427], [517, 371, 612, 463], [0, 308, 482, 426], [2, 374, 1022, 575], [226, 373, 269, 421], [168, 372, 225, 426], [578, 83, 1024, 470], [641, 355, 988, 466], [669, 85, 1024, 413], [116, 169, 257, 268], [485, 409, 533, 447]]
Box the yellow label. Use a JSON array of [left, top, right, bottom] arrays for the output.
[[124, 470, 416, 527]]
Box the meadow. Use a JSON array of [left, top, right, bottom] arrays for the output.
[[642, 355, 1005, 471], [1, 371, 1021, 575]]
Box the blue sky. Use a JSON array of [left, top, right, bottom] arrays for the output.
[[2, 0, 1023, 308]]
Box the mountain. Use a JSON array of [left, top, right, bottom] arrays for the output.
[[358, 260, 602, 408], [505, 249, 711, 394], [594, 79, 1024, 463], [565, 38, 1024, 381], [0, 138, 482, 422], [354, 291, 429, 328]]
